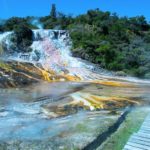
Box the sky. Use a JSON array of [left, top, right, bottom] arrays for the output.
[[0, 0, 150, 21]]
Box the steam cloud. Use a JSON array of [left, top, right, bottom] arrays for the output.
[[30, 18, 43, 29]]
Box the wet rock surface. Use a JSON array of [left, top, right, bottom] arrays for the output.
[[0, 60, 82, 88]]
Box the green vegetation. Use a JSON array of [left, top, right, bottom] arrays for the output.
[[68, 11, 150, 78], [2, 17, 37, 31], [0, 5, 150, 78], [11, 24, 33, 52], [98, 107, 150, 150], [0, 17, 34, 53], [74, 123, 89, 132], [50, 4, 57, 21]]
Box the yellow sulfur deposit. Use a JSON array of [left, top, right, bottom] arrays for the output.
[[63, 74, 81, 81], [90, 80, 134, 87], [71, 92, 141, 110]]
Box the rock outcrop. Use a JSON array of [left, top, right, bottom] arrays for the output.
[[0, 60, 81, 88]]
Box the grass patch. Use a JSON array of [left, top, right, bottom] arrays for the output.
[[98, 107, 150, 150], [74, 123, 89, 133]]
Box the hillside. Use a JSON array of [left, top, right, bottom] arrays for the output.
[[0, 7, 150, 78]]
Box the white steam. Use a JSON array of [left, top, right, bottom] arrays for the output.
[[30, 18, 43, 29]]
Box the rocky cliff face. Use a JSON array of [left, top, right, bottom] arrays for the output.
[[0, 30, 88, 88], [0, 30, 87, 69], [0, 60, 82, 88]]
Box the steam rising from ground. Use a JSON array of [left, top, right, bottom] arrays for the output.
[[0, 19, 5, 25], [30, 18, 43, 29]]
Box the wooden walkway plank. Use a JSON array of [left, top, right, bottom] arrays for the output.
[[142, 121, 150, 125], [141, 126, 150, 130], [140, 128, 150, 134], [129, 138, 150, 146], [145, 116, 150, 119], [141, 125, 150, 128], [127, 141, 150, 149], [135, 133, 150, 139], [140, 129, 150, 132], [140, 129, 150, 133], [124, 144, 144, 150], [140, 127, 150, 130], [142, 123, 150, 127], [142, 120, 150, 123], [138, 131, 150, 135], [123, 114, 150, 150], [132, 134, 150, 142]]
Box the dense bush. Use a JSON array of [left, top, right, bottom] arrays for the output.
[[67, 10, 150, 78], [3, 17, 28, 31]]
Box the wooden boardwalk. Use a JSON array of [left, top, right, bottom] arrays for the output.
[[123, 114, 150, 150]]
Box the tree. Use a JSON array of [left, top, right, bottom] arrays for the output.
[[50, 4, 57, 20], [3, 17, 28, 31]]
